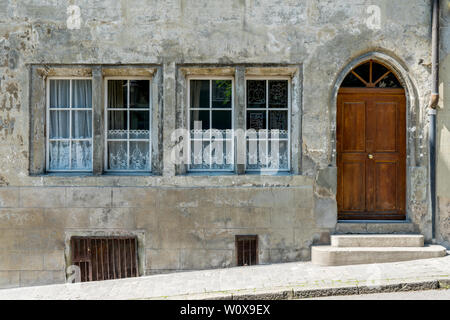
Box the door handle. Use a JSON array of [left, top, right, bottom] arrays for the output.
[[368, 154, 374, 159]]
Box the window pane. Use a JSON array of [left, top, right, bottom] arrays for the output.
[[247, 80, 266, 108], [129, 141, 150, 170], [49, 110, 70, 139], [108, 111, 128, 139], [247, 110, 266, 131], [129, 80, 149, 108], [108, 80, 127, 108], [72, 111, 92, 139], [268, 80, 288, 108], [130, 111, 150, 139], [190, 140, 210, 170], [211, 139, 233, 170], [247, 140, 267, 170], [71, 141, 92, 170], [372, 63, 390, 83], [341, 72, 366, 87], [49, 141, 70, 170], [212, 80, 232, 108], [375, 72, 402, 88], [72, 80, 92, 108], [353, 62, 370, 83], [212, 110, 231, 131], [269, 140, 288, 170], [269, 110, 288, 139], [50, 80, 70, 108], [190, 110, 210, 138], [190, 80, 210, 108], [108, 141, 128, 170]]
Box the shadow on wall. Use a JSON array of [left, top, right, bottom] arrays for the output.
[[437, 52, 450, 248]]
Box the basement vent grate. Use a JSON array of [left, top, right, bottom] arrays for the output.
[[236, 235, 258, 266], [70, 236, 138, 282]]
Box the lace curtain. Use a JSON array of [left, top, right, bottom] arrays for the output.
[[49, 79, 92, 171]]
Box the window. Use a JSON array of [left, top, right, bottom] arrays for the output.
[[236, 235, 258, 266], [341, 60, 402, 88], [70, 236, 138, 282], [46, 78, 93, 172], [188, 78, 234, 171], [246, 79, 290, 171], [105, 78, 151, 172]]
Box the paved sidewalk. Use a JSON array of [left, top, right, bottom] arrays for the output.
[[306, 289, 450, 300], [0, 255, 449, 300]]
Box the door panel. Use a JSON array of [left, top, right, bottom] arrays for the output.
[[342, 102, 366, 152], [374, 160, 397, 211], [374, 102, 397, 152], [337, 89, 406, 220], [340, 155, 366, 211]]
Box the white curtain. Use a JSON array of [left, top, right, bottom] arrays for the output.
[[49, 79, 92, 171]]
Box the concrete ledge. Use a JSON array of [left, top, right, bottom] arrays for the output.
[[331, 234, 424, 247], [311, 245, 447, 266]]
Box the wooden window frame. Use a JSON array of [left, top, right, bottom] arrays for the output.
[[187, 76, 235, 172], [244, 76, 291, 172], [104, 76, 153, 173], [46, 77, 94, 172]]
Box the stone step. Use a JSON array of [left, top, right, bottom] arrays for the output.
[[331, 234, 424, 247], [335, 221, 418, 234], [311, 245, 447, 266]]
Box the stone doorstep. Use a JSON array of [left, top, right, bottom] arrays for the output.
[[335, 221, 419, 234], [311, 245, 447, 266], [331, 234, 425, 248]]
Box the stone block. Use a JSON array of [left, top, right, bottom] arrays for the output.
[[0, 251, 44, 271], [20, 187, 65, 208], [135, 207, 158, 230], [179, 249, 233, 270], [314, 197, 337, 228], [88, 208, 135, 229], [0, 208, 45, 228], [66, 187, 112, 208], [145, 249, 180, 270], [112, 187, 158, 208], [0, 271, 20, 289], [0, 188, 19, 208], [44, 208, 91, 229], [43, 251, 65, 271], [19, 271, 65, 287]]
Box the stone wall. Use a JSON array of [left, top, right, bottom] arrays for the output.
[[437, 1, 450, 248], [0, 0, 444, 288]]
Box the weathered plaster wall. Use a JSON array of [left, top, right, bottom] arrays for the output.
[[0, 0, 439, 288], [437, 0, 450, 248]]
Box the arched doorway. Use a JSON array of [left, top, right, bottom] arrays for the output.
[[337, 60, 406, 220]]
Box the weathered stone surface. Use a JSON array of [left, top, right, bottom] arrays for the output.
[[0, 0, 447, 289], [0, 188, 19, 208]]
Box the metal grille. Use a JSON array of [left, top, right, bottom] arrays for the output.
[[71, 236, 138, 282], [236, 235, 258, 266]]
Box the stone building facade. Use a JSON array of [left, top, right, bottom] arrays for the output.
[[0, 0, 448, 288]]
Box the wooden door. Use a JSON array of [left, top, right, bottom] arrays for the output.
[[337, 88, 406, 220]]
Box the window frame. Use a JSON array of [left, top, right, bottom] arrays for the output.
[[104, 76, 153, 173], [187, 76, 235, 173], [244, 76, 291, 173], [46, 76, 94, 173]]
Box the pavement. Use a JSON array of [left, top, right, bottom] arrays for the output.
[[0, 254, 449, 300], [306, 289, 450, 300]]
